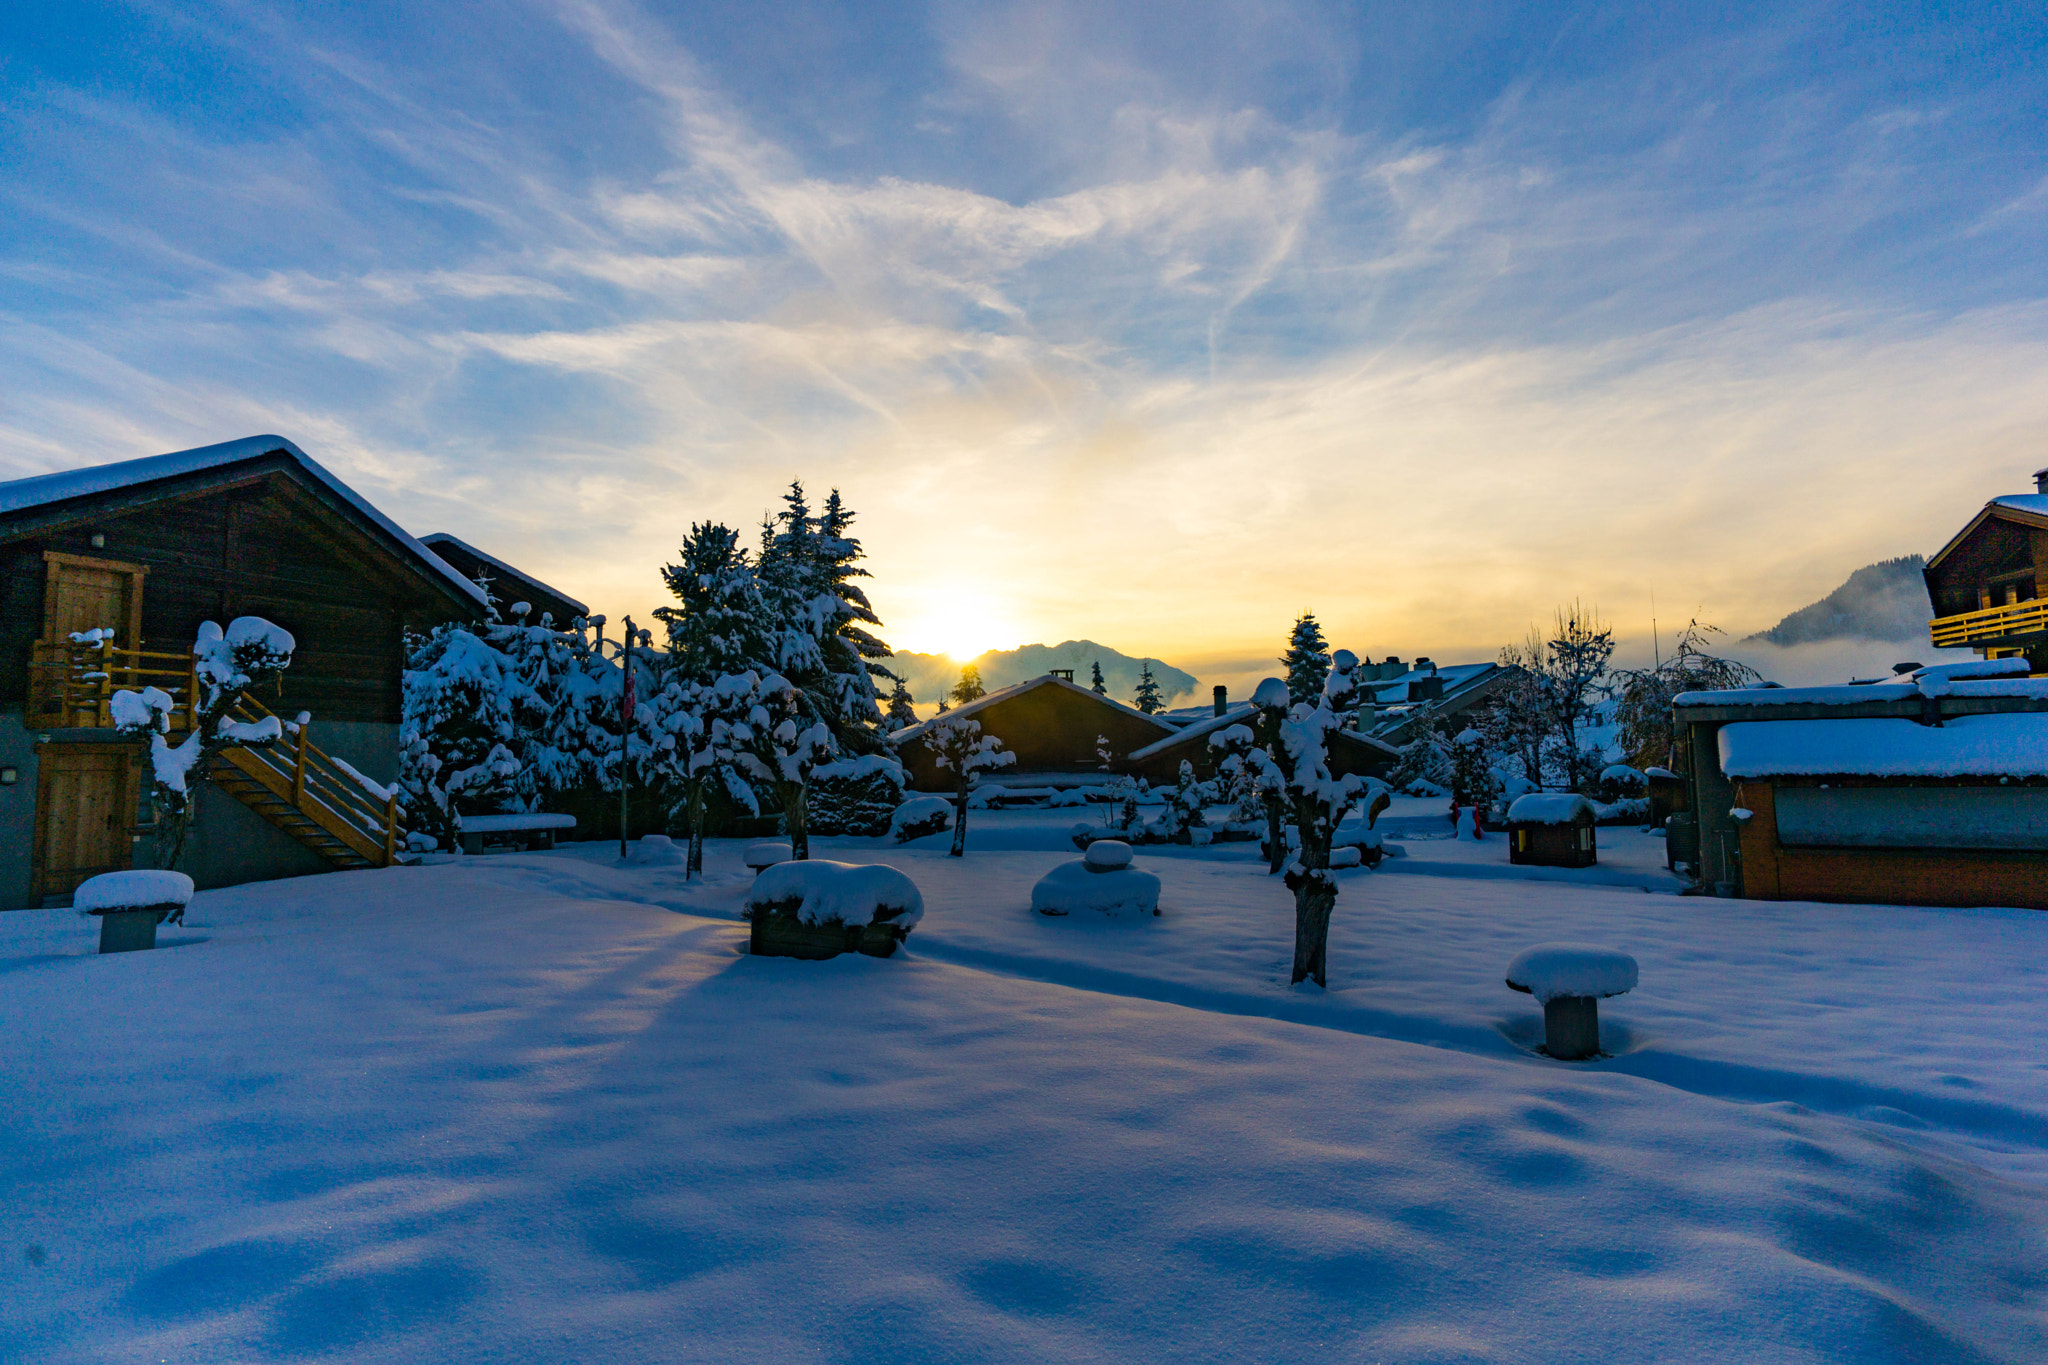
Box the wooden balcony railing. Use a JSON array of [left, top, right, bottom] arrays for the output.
[[25, 637, 405, 867], [1928, 599, 2048, 649]]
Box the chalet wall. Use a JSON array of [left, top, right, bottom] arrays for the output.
[[0, 478, 459, 724], [897, 684, 1175, 790], [0, 710, 401, 908]]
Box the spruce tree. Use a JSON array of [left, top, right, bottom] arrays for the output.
[[885, 678, 918, 731], [1090, 660, 1107, 695], [952, 664, 986, 704], [1282, 612, 1331, 706], [817, 489, 892, 742], [1132, 661, 1163, 714]]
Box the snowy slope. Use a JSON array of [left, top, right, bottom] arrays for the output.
[[2, 802, 2043, 1363]]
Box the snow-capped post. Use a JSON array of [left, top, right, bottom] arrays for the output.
[[113, 617, 294, 875], [620, 616, 636, 860], [920, 715, 1013, 857], [1505, 944, 1638, 1060]]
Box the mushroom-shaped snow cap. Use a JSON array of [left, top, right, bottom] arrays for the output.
[[1505, 943, 1638, 1003], [1083, 840, 1134, 871], [1330, 649, 1358, 671], [744, 841, 793, 871], [75, 870, 194, 913], [1251, 677, 1291, 709]]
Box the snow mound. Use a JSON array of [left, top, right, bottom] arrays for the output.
[[1083, 840, 1133, 870], [1505, 943, 1639, 1002], [630, 835, 685, 867], [1507, 793, 1596, 825], [890, 796, 951, 842], [74, 870, 193, 913], [1329, 846, 1363, 869], [224, 615, 297, 657], [747, 860, 925, 928], [1032, 861, 1161, 917], [1251, 677, 1290, 709]]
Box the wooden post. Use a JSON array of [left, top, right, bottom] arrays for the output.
[[383, 792, 397, 866], [619, 616, 634, 860], [187, 660, 200, 733], [96, 644, 112, 726], [293, 722, 308, 806]]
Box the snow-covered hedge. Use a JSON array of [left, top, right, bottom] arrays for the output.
[[890, 796, 951, 843], [808, 754, 907, 837], [746, 860, 925, 929]]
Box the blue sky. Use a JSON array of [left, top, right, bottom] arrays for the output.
[[3, 1, 2045, 685]]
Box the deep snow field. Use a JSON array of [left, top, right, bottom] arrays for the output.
[[4, 798, 2045, 1364]]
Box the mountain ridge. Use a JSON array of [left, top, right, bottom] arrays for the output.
[[1746, 556, 1934, 646], [883, 640, 1197, 708]]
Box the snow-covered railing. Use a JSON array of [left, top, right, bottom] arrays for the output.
[[27, 637, 198, 730], [1928, 598, 2048, 650], [220, 694, 405, 865]]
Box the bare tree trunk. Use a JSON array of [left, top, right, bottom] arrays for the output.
[[685, 785, 707, 880], [949, 780, 969, 857], [1287, 869, 1337, 986], [785, 783, 809, 860], [1264, 792, 1286, 874]]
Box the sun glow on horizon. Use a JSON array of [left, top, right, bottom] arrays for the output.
[[885, 587, 1025, 661]]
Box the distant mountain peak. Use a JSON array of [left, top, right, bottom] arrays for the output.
[[883, 640, 1196, 707], [1746, 556, 1933, 646]]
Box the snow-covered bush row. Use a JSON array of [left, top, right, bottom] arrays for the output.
[[890, 796, 951, 843]]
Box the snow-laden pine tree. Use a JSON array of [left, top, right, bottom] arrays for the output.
[[1157, 760, 1210, 843], [1282, 612, 1331, 706], [885, 679, 918, 731], [1390, 729, 1453, 796], [1132, 661, 1163, 714], [1090, 661, 1107, 695], [758, 671, 838, 859], [655, 523, 776, 875], [113, 617, 295, 873], [398, 623, 534, 852], [484, 604, 597, 803], [1449, 728, 1499, 825], [951, 664, 986, 705], [921, 715, 1013, 856], [817, 489, 894, 746]]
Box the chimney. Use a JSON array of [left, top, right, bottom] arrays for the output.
[[1213, 684, 1228, 716], [2035, 467, 2048, 495]]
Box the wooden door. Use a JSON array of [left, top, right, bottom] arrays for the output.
[[31, 745, 143, 902], [43, 551, 147, 642]]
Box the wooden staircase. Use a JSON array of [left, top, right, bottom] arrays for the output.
[[27, 636, 405, 869], [208, 696, 404, 869]]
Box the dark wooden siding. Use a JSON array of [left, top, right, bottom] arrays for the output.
[[896, 682, 1178, 789], [3, 472, 468, 723]]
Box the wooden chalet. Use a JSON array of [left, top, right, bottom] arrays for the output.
[[421, 533, 588, 626], [1670, 665, 2048, 908], [1923, 469, 2048, 671], [1124, 701, 1401, 786], [889, 674, 1179, 791], [0, 435, 487, 906]]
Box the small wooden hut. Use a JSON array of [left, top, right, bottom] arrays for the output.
[[1504, 793, 1598, 868]]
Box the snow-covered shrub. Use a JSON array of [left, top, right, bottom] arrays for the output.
[[1390, 731, 1452, 797], [1449, 728, 1502, 816], [808, 755, 907, 836], [745, 859, 925, 958], [115, 617, 295, 875], [922, 716, 1013, 857], [1155, 760, 1211, 844], [1597, 764, 1648, 802], [890, 795, 951, 843]]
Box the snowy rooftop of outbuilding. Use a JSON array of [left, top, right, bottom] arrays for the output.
[[420, 533, 587, 617], [888, 673, 1178, 745], [1506, 793, 1597, 825], [1718, 712, 2048, 779], [0, 435, 487, 608], [1990, 492, 2048, 519]]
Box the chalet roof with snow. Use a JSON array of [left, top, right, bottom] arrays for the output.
[[889, 673, 1178, 747], [420, 532, 587, 623], [1719, 712, 2048, 781], [0, 435, 486, 610]]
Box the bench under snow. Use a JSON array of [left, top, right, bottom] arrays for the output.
[[456, 812, 577, 855]]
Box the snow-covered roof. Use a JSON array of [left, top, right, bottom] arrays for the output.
[[1989, 492, 2048, 519], [420, 532, 588, 617], [1719, 712, 2048, 780], [1506, 793, 1597, 825], [888, 673, 1178, 746], [0, 435, 487, 609], [1675, 676, 2048, 707]]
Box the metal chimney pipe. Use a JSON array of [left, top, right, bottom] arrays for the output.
[[2035, 466, 2048, 495], [1213, 684, 1227, 716]]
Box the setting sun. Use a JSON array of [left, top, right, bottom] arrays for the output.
[[884, 586, 1024, 660]]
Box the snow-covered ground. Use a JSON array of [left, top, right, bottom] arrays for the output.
[[4, 797, 2044, 1363]]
